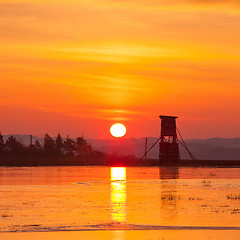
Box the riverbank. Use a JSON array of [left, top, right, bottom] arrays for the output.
[[1, 229, 240, 240], [1, 156, 240, 167]]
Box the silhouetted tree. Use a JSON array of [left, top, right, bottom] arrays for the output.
[[43, 134, 55, 156], [0, 132, 5, 156], [34, 140, 42, 150], [75, 137, 92, 156], [28, 140, 43, 157], [0, 132, 103, 165], [5, 136, 24, 156], [63, 136, 75, 156], [55, 133, 63, 156]]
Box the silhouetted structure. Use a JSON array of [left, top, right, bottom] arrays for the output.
[[144, 138, 148, 159], [159, 115, 180, 164]]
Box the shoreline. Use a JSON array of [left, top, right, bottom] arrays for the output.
[[1, 229, 240, 240], [0, 157, 240, 167]]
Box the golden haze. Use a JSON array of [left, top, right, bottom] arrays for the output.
[[1, 0, 240, 138]]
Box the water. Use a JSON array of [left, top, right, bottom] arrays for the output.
[[0, 166, 240, 233]]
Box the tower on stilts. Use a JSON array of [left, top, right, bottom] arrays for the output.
[[159, 115, 180, 164]]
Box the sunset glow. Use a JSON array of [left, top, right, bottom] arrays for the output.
[[1, 0, 240, 139]]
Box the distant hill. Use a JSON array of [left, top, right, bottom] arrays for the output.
[[89, 137, 240, 160], [3, 135, 240, 160], [181, 138, 240, 160]]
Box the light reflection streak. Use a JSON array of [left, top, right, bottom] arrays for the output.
[[110, 167, 127, 222]]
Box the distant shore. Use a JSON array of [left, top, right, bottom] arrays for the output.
[[1, 156, 240, 167]]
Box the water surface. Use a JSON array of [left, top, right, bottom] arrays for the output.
[[0, 166, 240, 233]]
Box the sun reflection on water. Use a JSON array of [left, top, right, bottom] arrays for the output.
[[110, 167, 127, 223]]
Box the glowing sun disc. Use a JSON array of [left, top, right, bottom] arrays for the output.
[[110, 123, 126, 138]]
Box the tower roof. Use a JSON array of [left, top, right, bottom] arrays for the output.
[[159, 115, 178, 119]]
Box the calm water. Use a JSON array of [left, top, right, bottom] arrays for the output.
[[0, 166, 240, 233]]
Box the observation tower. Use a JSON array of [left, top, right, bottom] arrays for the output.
[[159, 115, 180, 164]]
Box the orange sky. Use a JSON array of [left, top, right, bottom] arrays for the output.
[[1, 0, 240, 139]]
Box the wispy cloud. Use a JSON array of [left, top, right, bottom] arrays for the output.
[[1, 0, 240, 137]]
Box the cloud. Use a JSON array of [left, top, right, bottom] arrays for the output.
[[0, 0, 240, 46]]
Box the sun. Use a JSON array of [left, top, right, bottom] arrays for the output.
[[110, 123, 126, 138]]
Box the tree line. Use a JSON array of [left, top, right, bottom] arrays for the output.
[[0, 133, 101, 158], [0, 133, 140, 166]]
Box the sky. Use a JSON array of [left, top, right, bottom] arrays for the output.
[[1, 0, 240, 139]]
